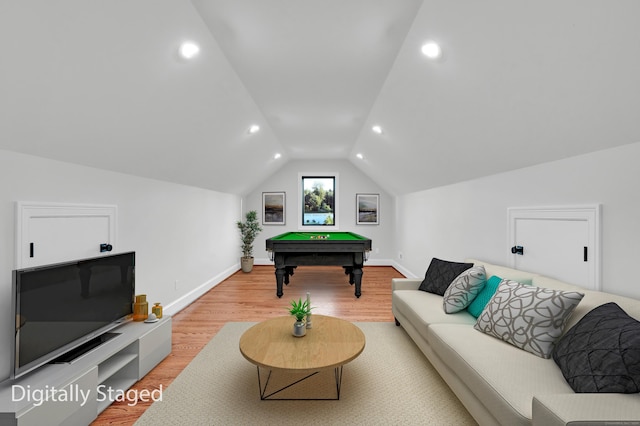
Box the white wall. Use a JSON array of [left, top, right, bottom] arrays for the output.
[[243, 159, 394, 264], [395, 142, 640, 300], [0, 150, 240, 380]]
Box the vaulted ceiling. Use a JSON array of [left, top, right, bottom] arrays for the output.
[[1, 1, 639, 195]]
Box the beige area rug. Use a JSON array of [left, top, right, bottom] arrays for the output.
[[134, 322, 477, 426]]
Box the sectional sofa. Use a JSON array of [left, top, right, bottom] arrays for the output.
[[392, 258, 640, 426]]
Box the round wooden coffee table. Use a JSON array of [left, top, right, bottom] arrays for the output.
[[239, 315, 365, 399]]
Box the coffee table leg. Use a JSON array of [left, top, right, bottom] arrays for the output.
[[334, 366, 343, 399], [257, 366, 271, 400], [255, 366, 344, 400]]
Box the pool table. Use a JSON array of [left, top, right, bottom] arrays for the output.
[[265, 232, 372, 298]]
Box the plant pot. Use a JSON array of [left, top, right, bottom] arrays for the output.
[[292, 320, 306, 337], [240, 256, 254, 273]]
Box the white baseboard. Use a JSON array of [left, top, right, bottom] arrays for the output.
[[163, 263, 239, 316], [364, 258, 393, 267], [391, 261, 419, 278]]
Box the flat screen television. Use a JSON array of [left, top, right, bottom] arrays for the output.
[[10, 251, 135, 379]]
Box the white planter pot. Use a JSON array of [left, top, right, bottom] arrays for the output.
[[240, 256, 254, 273]]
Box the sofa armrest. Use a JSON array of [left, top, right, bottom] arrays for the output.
[[533, 394, 640, 426], [392, 278, 422, 291]]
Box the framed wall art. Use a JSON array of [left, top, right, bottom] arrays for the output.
[[356, 193, 379, 225], [263, 192, 286, 225]]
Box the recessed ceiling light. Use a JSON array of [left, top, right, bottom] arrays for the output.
[[179, 41, 200, 59], [421, 41, 442, 59], [248, 124, 260, 134], [274, 153, 282, 160], [372, 125, 383, 135], [356, 153, 364, 160]]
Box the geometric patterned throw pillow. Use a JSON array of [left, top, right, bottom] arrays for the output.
[[443, 265, 486, 313], [553, 302, 640, 393], [418, 258, 474, 296], [474, 281, 584, 358]]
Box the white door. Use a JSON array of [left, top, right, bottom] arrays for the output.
[[16, 202, 117, 268], [28, 216, 111, 266], [508, 206, 601, 290]]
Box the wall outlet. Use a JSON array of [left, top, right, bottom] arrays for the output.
[[375, 247, 379, 254], [398, 252, 404, 260], [174, 280, 179, 290]]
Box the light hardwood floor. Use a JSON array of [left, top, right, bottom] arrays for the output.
[[91, 265, 404, 425]]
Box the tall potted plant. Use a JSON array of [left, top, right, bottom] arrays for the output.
[[236, 210, 262, 273]]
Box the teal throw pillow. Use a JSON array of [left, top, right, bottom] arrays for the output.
[[467, 275, 503, 318]]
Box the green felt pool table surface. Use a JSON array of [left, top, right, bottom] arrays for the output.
[[270, 232, 367, 241]]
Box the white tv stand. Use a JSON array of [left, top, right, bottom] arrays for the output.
[[0, 316, 171, 426]]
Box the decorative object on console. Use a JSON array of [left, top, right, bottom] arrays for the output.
[[133, 294, 149, 321], [144, 312, 158, 323], [152, 302, 163, 318], [442, 265, 486, 313], [236, 210, 263, 273], [553, 302, 640, 393], [289, 297, 313, 337], [418, 257, 473, 296], [474, 280, 584, 358]]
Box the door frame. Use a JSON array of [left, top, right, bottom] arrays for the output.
[[507, 205, 601, 291]]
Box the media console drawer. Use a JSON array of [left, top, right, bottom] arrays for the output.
[[15, 367, 97, 426], [138, 318, 172, 378]]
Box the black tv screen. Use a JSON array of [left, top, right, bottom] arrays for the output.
[[11, 252, 135, 379]]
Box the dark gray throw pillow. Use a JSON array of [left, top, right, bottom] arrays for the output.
[[418, 258, 473, 296], [552, 302, 640, 393]]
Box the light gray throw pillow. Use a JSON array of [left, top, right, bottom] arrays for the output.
[[474, 280, 584, 358], [442, 265, 486, 313]]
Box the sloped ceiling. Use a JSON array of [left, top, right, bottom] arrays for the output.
[[1, 0, 639, 196]]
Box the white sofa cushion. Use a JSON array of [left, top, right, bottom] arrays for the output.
[[393, 290, 475, 342], [466, 258, 538, 283], [533, 393, 640, 426], [428, 323, 575, 426]]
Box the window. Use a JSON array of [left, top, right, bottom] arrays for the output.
[[299, 174, 338, 229]]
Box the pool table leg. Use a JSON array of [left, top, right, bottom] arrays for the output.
[[275, 267, 285, 298], [284, 266, 296, 284], [352, 267, 362, 298], [344, 266, 353, 283], [343, 266, 362, 297]]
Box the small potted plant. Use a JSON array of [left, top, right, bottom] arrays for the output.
[[236, 210, 263, 273], [289, 298, 313, 337]]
